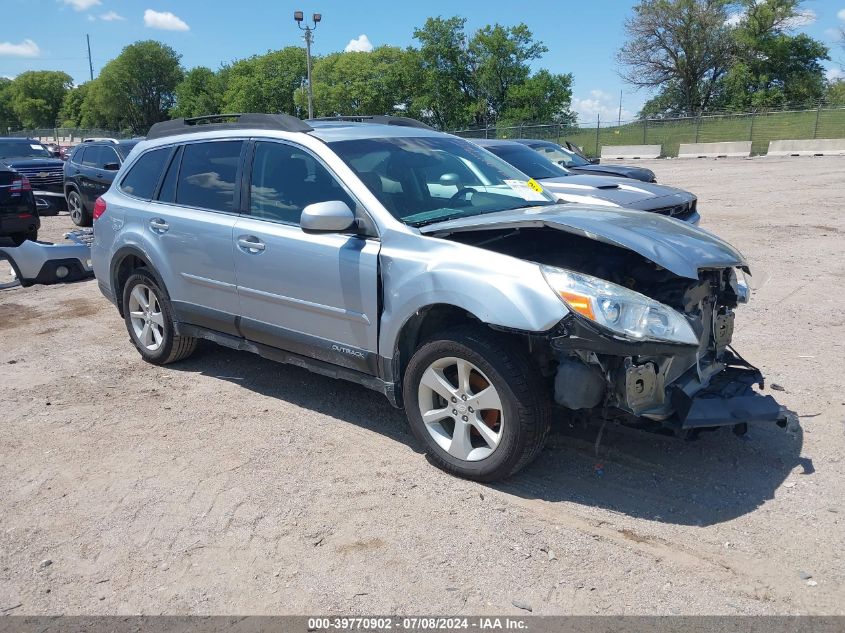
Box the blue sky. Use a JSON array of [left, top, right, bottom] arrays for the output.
[[2, 0, 844, 123]]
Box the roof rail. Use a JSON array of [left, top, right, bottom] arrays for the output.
[[309, 115, 435, 130], [146, 113, 313, 140]]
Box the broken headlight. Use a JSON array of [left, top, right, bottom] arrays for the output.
[[541, 265, 698, 346]]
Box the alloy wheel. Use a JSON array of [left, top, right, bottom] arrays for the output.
[[417, 356, 504, 462], [68, 192, 83, 225], [128, 283, 165, 351]]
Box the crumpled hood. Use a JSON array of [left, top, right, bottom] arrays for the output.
[[420, 205, 747, 280], [539, 175, 693, 210]]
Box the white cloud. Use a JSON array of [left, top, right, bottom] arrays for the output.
[[781, 9, 816, 29], [838, 8, 845, 21], [99, 10, 125, 21], [61, 0, 102, 11], [0, 39, 41, 58], [344, 34, 373, 53], [144, 9, 190, 31], [725, 11, 744, 26], [826, 67, 845, 81], [572, 89, 634, 125]]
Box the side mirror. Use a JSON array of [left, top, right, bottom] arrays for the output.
[[589, 158, 601, 165], [103, 162, 120, 171], [300, 200, 356, 234]]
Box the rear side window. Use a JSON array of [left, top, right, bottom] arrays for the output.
[[176, 141, 243, 212], [119, 147, 171, 199]]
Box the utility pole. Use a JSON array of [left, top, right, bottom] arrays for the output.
[[86, 34, 94, 82], [294, 11, 321, 119], [618, 90, 622, 127]]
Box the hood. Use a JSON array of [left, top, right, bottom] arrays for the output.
[[538, 175, 692, 209], [570, 164, 656, 183], [419, 205, 747, 280], [1, 158, 64, 170]]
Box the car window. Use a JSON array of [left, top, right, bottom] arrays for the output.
[[533, 144, 587, 168], [249, 141, 354, 225], [82, 145, 104, 168], [119, 147, 172, 199], [71, 145, 87, 165], [0, 141, 51, 159], [330, 136, 556, 226], [176, 141, 243, 212], [100, 146, 120, 166], [487, 145, 568, 180]]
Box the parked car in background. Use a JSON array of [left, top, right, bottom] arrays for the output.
[[42, 142, 63, 159], [0, 138, 66, 215], [513, 139, 658, 183], [92, 113, 786, 482], [64, 139, 139, 226], [474, 139, 698, 223], [0, 164, 39, 245]]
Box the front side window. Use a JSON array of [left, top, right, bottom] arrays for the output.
[[249, 141, 354, 225], [82, 146, 104, 168], [329, 136, 556, 227], [176, 141, 243, 212], [119, 147, 171, 199]]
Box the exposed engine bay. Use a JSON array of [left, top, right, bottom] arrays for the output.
[[444, 226, 786, 433]]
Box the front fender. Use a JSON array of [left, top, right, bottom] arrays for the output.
[[378, 232, 568, 357]]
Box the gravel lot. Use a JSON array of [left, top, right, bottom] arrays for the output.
[[1, 157, 843, 615]]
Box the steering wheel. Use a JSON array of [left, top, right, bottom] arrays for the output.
[[450, 187, 478, 201]]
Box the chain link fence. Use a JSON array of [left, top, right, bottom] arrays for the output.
[[2, 126, 127, 144], [453, 103, 845, 158]]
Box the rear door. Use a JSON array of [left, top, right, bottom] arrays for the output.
[[146, 140, 244, 332], [232, 139, 380, 374]]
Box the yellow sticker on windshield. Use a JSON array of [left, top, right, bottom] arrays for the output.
[[527, 178, 544, 193]]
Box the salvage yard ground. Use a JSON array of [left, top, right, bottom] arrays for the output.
[[1, 157, 844, 615]]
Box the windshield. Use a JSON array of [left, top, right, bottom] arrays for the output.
[[529, 143, 590, 168], [0, 141, 52, 160], [329, 136, 557, 226], [482, 144, 570, 181]]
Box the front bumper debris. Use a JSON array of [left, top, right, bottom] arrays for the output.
[[0, 229, 93, 287], [669, 364, 786, 430]]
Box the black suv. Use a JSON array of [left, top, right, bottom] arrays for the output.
[[0, 138, 66, 215], [64, 139, 139, 226]]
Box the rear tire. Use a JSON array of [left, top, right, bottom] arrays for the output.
[[402, 325, 551, 482], [121, 269, 197, 365], [67, 190, 91, 227]]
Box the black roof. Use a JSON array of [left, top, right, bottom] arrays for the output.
[[308, 115, 434, 130], [147, 113, 313, 140]]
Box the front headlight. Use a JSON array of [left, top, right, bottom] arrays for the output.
[[541, 265, 698, 346]]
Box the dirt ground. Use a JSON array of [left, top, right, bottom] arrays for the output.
[[1, 157, 844, 616]]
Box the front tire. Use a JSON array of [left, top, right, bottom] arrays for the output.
[[121, 270, 197, 365], [67, 190, 91, 227], [403, 326, 551, 482]]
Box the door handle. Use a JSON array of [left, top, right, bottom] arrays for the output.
[[237, 236, 265, 253], [149, 218, 169, 233]]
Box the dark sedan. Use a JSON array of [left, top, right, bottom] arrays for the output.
[[0, 165, 39, 245], [513, 139, 657, 183]]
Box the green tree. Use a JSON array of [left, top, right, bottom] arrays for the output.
[[412, 16, 476, 129], [0, 78, 21, 131], [499, 70, 575, 125], [827, 80, 845, 106], [172, 66, 226, 118], [721, 0, 828, 109], [93, 40, 184, 134], [468, 23, 547, 124], [618, 0, 735, 115], [221, 47, 307, 116], [58, 82, 90, 127], [7, 70, 73, 128], [296, 46, 422, 117]]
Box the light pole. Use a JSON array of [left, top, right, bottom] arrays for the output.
[[294, 10, 321, 119]]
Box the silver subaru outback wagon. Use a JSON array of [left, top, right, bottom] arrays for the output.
[[91, 113, 790, 482]]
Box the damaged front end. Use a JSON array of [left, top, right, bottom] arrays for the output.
[[423, 207, 791, 434], [547, 267, 786, 433]]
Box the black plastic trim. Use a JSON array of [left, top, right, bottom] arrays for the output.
[[147, 113, 313, 139]]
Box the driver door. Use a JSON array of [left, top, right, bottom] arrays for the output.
[[233, 140, 381, 374]]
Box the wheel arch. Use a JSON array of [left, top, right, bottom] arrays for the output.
[[110, 246, 169, 317]]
